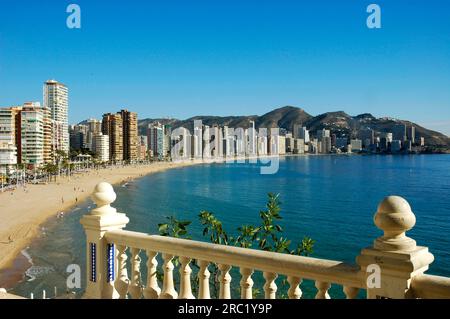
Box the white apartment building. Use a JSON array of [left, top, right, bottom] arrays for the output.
[[94, 133, 110, 162], [44, 80, 69, 154], [248, 121, 257, 157], [293, 125, 310, 143], [350, 139, 363, 153], [21, 105, 45, 166], [86, 119, 102, 151], [0, 142, 17, 174]]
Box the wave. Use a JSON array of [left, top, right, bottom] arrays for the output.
[[21, 248, 33, 265]]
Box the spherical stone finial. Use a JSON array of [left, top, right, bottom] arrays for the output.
[[373, 196, 417, 251], [91, 182, 117, 215]]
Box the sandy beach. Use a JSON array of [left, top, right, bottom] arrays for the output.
[[0, 161, 202, 275]]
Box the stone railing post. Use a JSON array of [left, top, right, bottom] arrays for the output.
[[80, 182, 129, 299], [357, 196, 434, 299]]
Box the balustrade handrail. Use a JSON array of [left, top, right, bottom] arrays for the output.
[[105, 229, 364, 289], [81, 183, 450, 299], [410, 274, 450, 299]]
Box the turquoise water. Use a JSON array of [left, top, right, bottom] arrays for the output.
[[10, 155, 450, 298]]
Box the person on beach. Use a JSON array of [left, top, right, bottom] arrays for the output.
[[62, 197, 64, 204]]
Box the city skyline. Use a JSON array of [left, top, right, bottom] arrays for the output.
[[1, 1, 450, 135]]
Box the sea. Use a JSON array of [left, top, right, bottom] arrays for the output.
[[6, 154, 450, 299]]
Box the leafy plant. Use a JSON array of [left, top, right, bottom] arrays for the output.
[[156, 193, 315, 298]]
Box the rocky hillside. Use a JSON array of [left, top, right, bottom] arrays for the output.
[[137, 106, 450, 148]]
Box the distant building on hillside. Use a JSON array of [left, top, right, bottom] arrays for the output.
[[350, 139, 363, 153], [392, 124, 407, 142], [407, 126, 416, 144]]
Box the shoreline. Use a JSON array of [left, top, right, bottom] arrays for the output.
[[1, 153, 448, 291], [0, 160, 206, 286]]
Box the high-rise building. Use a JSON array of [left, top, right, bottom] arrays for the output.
[[44, 80, 69, 156], [286, 137, 294, 153], [21, 103, 45, 167], [292, 124, 302, 139], [321, 136, 332, 154], [147, 123, 165, 159], [0, 142, 17, 175], [248, 121, 257, 156], [0, 106, 23, 164], [86, 119, 102, 151], [392, 124, 407, 142], [407, 126, 416, 144], [350, 139, 363, 152], [137, 135, 148, 160], [359, 128, 375, 148], [94, 133, 110, 162], [419, 137, 425, 147], [0, 107, 18, 174], [301, 127, 310, 143], [69, 124, 88, 150], [0, 108, 17, 146], [294, 139, 305, 154], [317, 129, 330, 141], [210, 125, 223, 158], [335, 137, 348, 149], [119, 110, 138, 161], [102, 113, 123, 162], [381, 132, 393, 143]]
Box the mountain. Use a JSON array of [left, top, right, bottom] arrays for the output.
[[134, 106, 450, 148]]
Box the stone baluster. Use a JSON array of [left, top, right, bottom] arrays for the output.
[[287, 276, 302, 299], [315, 281, 331, 299], [143, 251, 161, 299], [160, 254, 178, 299], [128, 248, 142, 299], [197, 260, 211, 299], [240, 268, 254, 299], [357, 196, 434, 299], [263, 272, 278, 299], [218, 264, 232, 299], [343, 286, 359, 299], [115, 244, 130, 299], [80, 182, 129, 299], [179, 257, 195, 299]]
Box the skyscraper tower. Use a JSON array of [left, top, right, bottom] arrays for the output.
[[119, 109, 138, 161], [102, 113, 123, 162], [43, 80, 69, 158]]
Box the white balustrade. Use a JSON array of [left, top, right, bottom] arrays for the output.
[[197, 260, 211, 299], [263, 272, 278, 299], [315, 281, 331, 299], [143, 251, 160, 299], [218, 264, 232, 299], [115, 244, 130, 299], [287, 276, 302, 299], [240, 268, 254, 299], [129, 248, 142, 299], [160, 254, 178, 299], [179, 257, 195, 299], [80, 183, 450, 300]]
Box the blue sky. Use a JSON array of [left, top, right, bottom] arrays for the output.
[[0, 0, 449, 135]]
